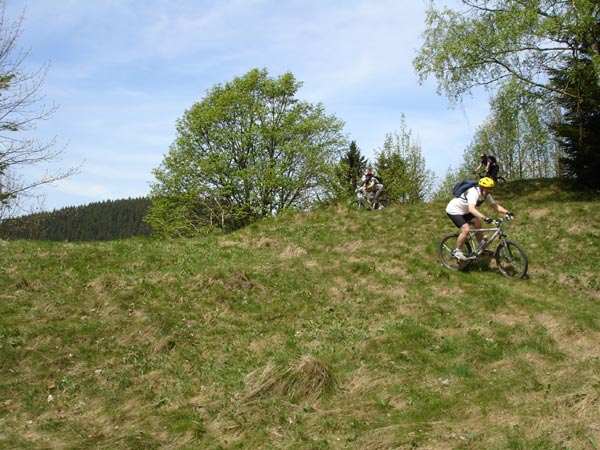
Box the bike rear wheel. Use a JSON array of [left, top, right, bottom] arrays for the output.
[[495, 240, 528, 279], [439, 234, 473, 271]]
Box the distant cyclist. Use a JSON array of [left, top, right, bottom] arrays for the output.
[[445, 177, 513, 261], [359, 171, 385, 210], [474, 154, 500, 181]]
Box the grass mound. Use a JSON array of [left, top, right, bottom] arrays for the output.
[[242, 355, 338, 401]]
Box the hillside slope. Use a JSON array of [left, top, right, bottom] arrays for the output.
[[1, 179, 599, 449]]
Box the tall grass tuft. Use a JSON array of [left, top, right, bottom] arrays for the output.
[[242, 355, 338, 401]]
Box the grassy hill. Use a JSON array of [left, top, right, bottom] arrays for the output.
[[1, 179, 599, 449]]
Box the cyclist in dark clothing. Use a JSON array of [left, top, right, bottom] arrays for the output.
[[475, 154, 499, 181]]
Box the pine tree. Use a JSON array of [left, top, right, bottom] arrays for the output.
[[550, 58, 600, 188], [337, 141, 368, 197]]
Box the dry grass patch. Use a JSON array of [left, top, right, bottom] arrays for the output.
[[530, 207, 550, 219], [430, 284, 466, 298], [254, 237, 278, 249], [279, 244, 308, 259], [332, 241, 364, 256], [219, 236, 279, 250], [381, 264, 408, 277], [302, 259, 319, 268], [492, 309, 534, 327], [345, 366, 396, 396], [247, 333, 287, 355], [241, 355, 338, 402]]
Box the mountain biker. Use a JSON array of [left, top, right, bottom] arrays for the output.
[[474, 154, 500, 181], [359, 171, 385, 210], [445, 177, 513, 261]]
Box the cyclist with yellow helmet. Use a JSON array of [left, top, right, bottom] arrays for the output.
[[445, 177, 513, 261]]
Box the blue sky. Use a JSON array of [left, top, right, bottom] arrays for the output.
[[8, 0, 489, 212]]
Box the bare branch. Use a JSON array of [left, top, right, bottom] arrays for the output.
[[0, 1, 77, 216]]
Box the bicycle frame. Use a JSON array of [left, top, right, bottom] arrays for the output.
[[477, 171, 505, 183], [438, 216, 528, 278], [463, 219, 508, 259], [351, 188, 377, 210]]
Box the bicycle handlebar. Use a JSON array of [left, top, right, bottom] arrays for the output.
[[491, 214, 513, 226]]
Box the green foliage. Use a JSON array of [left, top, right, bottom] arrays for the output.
[[431, 167, 466, 202], [467, 80, 560, 180], [0, 73, 15, 91], [434, 79, 563, 200], [414, 0, 600, 101], [0, 197, 152, 241], [374, 116, 435, 203], [147, 68, 346, 237], [415, 1, 600, 188], [550, 58, 600, 189], [333, 141, 368, 199], [0, 161, 12, 206]]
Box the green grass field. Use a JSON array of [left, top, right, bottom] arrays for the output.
[[1, 179, 599, 449]]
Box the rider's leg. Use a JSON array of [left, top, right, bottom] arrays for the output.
[[447, 214, 472, 251], [374, 187, 384, 208], [366, 191, 375, 207], [487, 165, 499, 181], [456, 223, 470, 250], [472, 216, 484, 243]]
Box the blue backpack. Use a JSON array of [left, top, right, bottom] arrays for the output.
[[452, 178, 478, 198]]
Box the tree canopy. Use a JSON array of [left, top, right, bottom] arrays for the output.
[[334, 141, 368, 199], [550, 57, 600, 185], [374, 117, 435, 204], [0, 197, 151, 241], [415, 0, 600, 187], [147, 68, 346, 237], [414, 0, 600, 102], [466, 80, 560, 179]]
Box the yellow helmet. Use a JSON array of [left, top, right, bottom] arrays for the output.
[[478, 177, 495, 188]]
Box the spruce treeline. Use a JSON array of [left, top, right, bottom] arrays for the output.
[[0, 197, 152, 241]]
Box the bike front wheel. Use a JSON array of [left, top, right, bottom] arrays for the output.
[[349, 199, 364, 210], [495, 240, 528, 279], [439, 234, 473, 271]]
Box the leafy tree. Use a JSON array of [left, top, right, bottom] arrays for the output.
[[147, 69, 346, 237], [550, 58, 600, 188], [466, 80, 560, 179], [0, 3, 77, 217], [414, 0, 600, 102], [431, 167, 463, 202], [374, 117, 435, 204], [414, 0, 599, 185], [432, 81, 562, 201], [334, 141, 368, 198]]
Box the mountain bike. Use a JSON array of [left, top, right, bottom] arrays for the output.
[[477, 171, 506, 183], [438, 216, 528, 279], [349, 188, 385, 211]]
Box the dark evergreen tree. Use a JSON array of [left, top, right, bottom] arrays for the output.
[[0, 197, 152, 241], [337, 141, 368, 197], [550, 57, 600, 189]]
